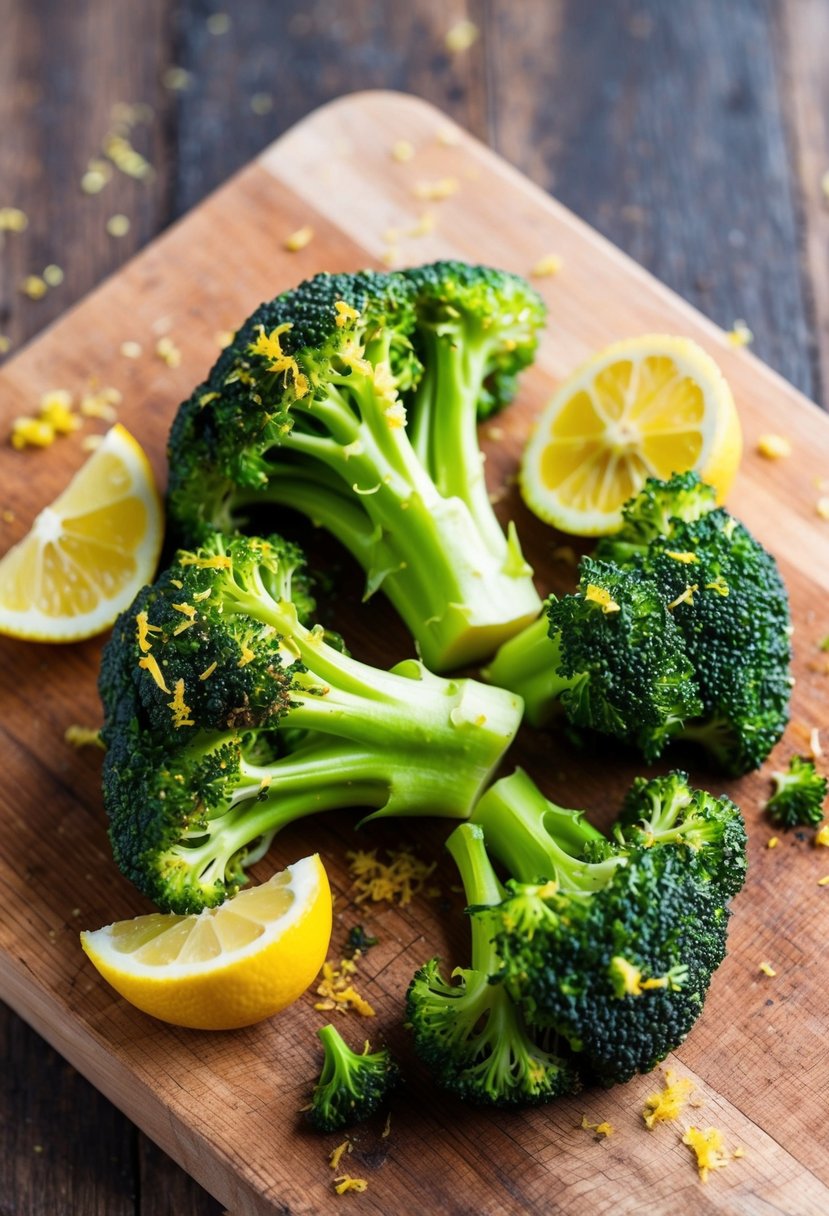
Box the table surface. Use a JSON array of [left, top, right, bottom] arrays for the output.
[[2, 2, 828, 1213]]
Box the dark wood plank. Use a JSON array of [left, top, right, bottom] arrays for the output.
[[778, 0, 829, 407], [485, 0, 821, 404]]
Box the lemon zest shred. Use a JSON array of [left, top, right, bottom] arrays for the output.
[[64, 724, 104, 749], [135, 610, 162, 653], [237, 642, 255, 667], [334, 300, 360, 327], [665, 550, 698, 564], [333, 1175, 367, 1195], [138, 653, 170, 694], [580, 1115, 614, 1137], [705, 577, 730, 597], [199, 661, 218, 682], [682, 1126, 731, 1182], [814, 824, 829, 847], [284, 225, 314, 252], [767, 836, 779, 849], [643, 1069, 695, 1128], [167, 679, 195, 728], [584, 584, 620, 613], [178, 552, 232, 570], [757, 433, 792, 460], [10, 417, 56, 449], [382, 1112, 392, 1138], [817, 875, 829, 887], [667, 584, 698, 611], [531, 254, 563, 278], [758, 961, 776, 977], [329, 1140, 352, 1171], [249, 323, 309, 399], [315, 954, 376, 1017], [347, 847, 437, 907]]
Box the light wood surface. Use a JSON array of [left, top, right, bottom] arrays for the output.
[[1, 91, 828, 1216]]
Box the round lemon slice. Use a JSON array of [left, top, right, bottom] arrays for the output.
[[0, 423, 163, 641], [81, 854, 332, 1030], [521, 335, 742, 536]]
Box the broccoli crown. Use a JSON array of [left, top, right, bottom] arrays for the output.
[[548, 559, 703, 760], [306, 1023, 400, 1133], [615, 770, 747, 899], [765, 755, 828, 827], [471, 768, 745, 1087], [402, 260, 546, 419], [598, 471, 718, 560], [620, 508, 791, 775], [406, 824, 579, 1107], [167, 262, 543, 672]]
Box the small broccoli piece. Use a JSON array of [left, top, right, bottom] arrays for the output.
[[167, 263, 544, 672], [306, 1024, 400, 1132], [595, 474, 792, 775], [483, 558, 702, 760], [471, 768, 746, 1086], [406, 823, 579, 1106], [765, 756, 828, 828], [346, 925, 379, 954], [100, 532, 523, 912]]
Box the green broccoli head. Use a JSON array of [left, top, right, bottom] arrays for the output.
[[765, 756, 828, 828], [615, 770, 747, 899], [406, 824, 579, 1107], [598, 471, 718, 561], [306, 1023, 400, 1132], [470, 769, 745, 1087], [167, 263, 543, 672]]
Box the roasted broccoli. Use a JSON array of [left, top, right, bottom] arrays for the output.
[[765, 756, 828, 828], [306, 1023, 400, 1132], [167, 263, 545, 671], [99, 532, 523, 913], [483, 557, 702, 760], [486, 473, 791, 775], [470, 768, 746, 1086], [406, 823, 579, 1106]]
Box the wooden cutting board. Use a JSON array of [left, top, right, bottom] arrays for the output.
[[1, 91, 828, 1216]]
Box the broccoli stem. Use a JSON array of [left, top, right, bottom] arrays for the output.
[[446, 823, 504, 976], [483, 614, 581, 725], [316, 1022, 359, 1088], [471, 769, 623, 894]]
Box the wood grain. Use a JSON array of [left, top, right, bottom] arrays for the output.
[[2, 90, 829, 1215]]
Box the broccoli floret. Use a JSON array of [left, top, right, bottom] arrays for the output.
[[765, 756, 828, 828], [483, 558, 702, 760], [406, 823, 579, 1106], [593, 474, 792, 775], [471, 768, 746, 1086], [167, 263, 544, 672], [345, 925, 379, 954], [306, 1023, 400, 1132], [100, 532, 523, 912]]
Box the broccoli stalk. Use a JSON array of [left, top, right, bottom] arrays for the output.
[[765, 756, 828, 828], [306, 1023, 400, 1132], [483, 557, 702, 760], [469, 768, 746, 1085], [101, 533, 523, 913], [167, 265, 544, 671], [406, 823, 579, 1106]]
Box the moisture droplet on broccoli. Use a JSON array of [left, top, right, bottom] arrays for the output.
[[166, 262, 546, 672]]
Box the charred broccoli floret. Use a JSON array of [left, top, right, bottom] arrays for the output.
[[306, 1024, 400, 1132], [406, 823, 579, 1107], [167, 263, 545, 671]]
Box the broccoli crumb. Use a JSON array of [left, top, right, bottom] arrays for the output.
[[346, 925, 379, 955], [765, 756, 827, 828], [682, 1126, 732, 1182], [643, 1068, 695, 1128]]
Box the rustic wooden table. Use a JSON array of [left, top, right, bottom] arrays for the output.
[[1, 2, 827, 1213]]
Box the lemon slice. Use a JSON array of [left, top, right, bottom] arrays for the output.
[[81, 854, 332, 1030], [0, 423, 163, 641], [521, 335, 742, 536]]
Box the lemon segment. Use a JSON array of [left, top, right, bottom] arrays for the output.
[[521, 335, 742, 536], [80, 855, 332, 1030], [0, 424, 163, 641]]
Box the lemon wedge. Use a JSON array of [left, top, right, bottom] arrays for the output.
[[81, 854, 332, 1030], [0, 423, 163, 641], [521, 335, 742, 535]]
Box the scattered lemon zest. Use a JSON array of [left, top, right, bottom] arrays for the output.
[[135, 610, 162, 653], [138, 653, 170, 693], [347, 847, 437, 907], [732, 1146, 746, 1159], [329, 1140, 352, 1171], [817, 497, 829, 521], [445, 19, 479, 52], [21, 275, 47, 300], [81, 169, 109, 194], [215, 330, 235, 349], [814, 824, 829, 847], [580, 1115, 614, 1137], [682, 1126, 731, 1182], [391, 139, 415, 162], [162, 66, 192, 91], [43, 264, 64, 287], [0, 335, 10, 354], [757, 433, 791, 460], [0, 207, 28, 231], [436, 125, 460, 146], [39, 391, 79, 435], [179, 552, 232, 570], [249, 323, 309, 398], [11, 417, 55, 449], [704, 577, 729, 597], [380, 245, 400, 268], [315, 956, 376, 1017], [531, 254, 563, 278], [667, 584, 698, 611], [414, 177, 459, 201], [665, 550, 698, 564], [758, 961, 776, 977], [106, 214, 131, 238], [334, 300, 360, 328], [64, 724, 104, 749], [818, 875, 829, 887], [767, 836, 779, 849], [238, 641, 256, 667], [156, 335, 182, 367], [643, 1069, 695, 1128], [382, 1112, 392, 1138], [120, 341, 142, 359], [585, 584, 620, 613], [168, 678, 194, 728], [333, 1175, 367, 1195], [726, 320, 753, 348], [198, 661, 218, 682], [284, 225, 314, 252]]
